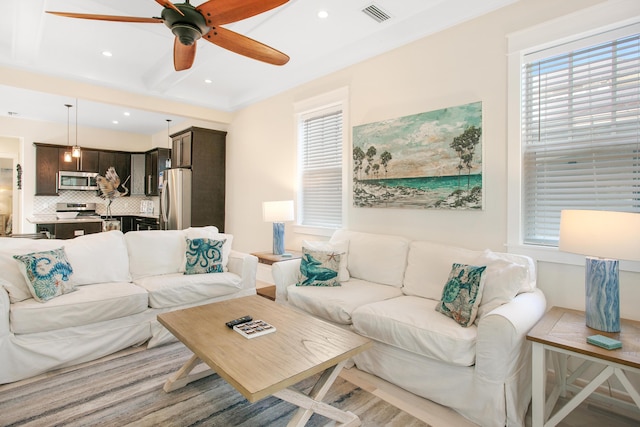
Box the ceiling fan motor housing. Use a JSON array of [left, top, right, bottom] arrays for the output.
[[162, 3, 210, 46]]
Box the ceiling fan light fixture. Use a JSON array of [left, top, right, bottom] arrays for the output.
[[172, 23, 203, 45]]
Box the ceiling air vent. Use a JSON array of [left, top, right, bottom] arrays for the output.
[[362, 4, 391, 23]]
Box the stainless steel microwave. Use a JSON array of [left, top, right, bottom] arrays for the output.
[[58, 171, 99, 191]]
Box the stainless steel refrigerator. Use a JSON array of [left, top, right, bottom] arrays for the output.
[[160, 168, 192, 230]]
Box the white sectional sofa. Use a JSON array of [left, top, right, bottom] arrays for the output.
[[272, 230, 547, 427], [0, 227, 257, 384]]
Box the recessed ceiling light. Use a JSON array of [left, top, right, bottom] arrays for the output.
[[112, 120, 119, 125], [102, 51, 113, 57], [204, 79, 212, 84], [317, 10, 329, 19], [123, 112, 130, 116]]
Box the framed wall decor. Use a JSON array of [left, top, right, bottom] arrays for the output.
[[352, 101, 482, 210]]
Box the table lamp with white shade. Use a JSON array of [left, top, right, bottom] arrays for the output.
[[559, 210, 640, 332], [262, 200, 294, 255]]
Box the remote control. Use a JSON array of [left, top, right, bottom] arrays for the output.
[[225, 315, 252, 329]]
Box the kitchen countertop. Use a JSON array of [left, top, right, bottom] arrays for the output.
[[28, 215, 103, 224], [28, 213, 159, 224], [115, 212, 159, 219]]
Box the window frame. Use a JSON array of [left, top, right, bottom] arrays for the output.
[[506, 1, 640, 272], [293, 87, 349, 237]]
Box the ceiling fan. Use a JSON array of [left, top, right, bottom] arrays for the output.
[[46, 0, 290, 71]]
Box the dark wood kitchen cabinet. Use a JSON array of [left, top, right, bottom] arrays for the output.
[[58, 148, 99, 173], [170, 127, 226, 231], [144, 148, 170, 196], [171, 131, 192, 167], [35, 144, 59, 195], [98, 150, 131, 195], [37, 222, 102, 239]]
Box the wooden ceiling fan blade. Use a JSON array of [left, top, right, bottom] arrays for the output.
[[155, 0, 184, 16], [203, 26, 288, 65], [174, 38, 197, 71], [197, 0, 289, 25], [46, 11, 162, 23]]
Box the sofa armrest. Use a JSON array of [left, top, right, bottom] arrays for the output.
[[272, 258, 301, 303], [227, 251, 258, 292], [475, 288, 547, 382], [0, 286, 10, 338]]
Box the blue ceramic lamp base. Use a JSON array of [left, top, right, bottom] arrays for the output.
[[585, 257, 620, 333], [272, 222, 285, 255]]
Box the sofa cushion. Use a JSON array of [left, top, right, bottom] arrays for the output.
[[0, 239, 67, 303], [330, 230, 409, 287], [10, 282, 148, 334], [297, 248, 341, 287], [124, 230, 187, 279], [64, 230, 131, 285], [133, 272, 242, 308], [403, 241, 480, 300], [473, 249, 530, 322], [435, 263, 486, 327], [287, 278, 403, 325], [184, 237, 226, 274], [352, 295, 478, 366], [13, 247, 77, 302]]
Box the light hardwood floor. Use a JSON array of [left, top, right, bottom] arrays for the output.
[[340, 367, 640, 427], [5, 343, 640, 426]]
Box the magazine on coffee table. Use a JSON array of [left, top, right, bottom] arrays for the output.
[[233, 320, 276, 339]]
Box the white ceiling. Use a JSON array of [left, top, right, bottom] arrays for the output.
[[0, 0, 517, 135]]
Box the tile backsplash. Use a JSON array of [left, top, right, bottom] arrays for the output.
[[34, 191, 158, 216]]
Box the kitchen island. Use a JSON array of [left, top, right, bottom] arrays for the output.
[[28, 215, 103, 239]]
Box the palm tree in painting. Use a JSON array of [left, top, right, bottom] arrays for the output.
[[353, 146, 365, 181], [380, 151, 392, 178], [450, 126, 481, 189]]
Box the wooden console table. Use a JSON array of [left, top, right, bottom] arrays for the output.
[[526, 306, 640, 427]]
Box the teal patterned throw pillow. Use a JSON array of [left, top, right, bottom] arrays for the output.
[[184, 238, 226, 275], [296, 248, 341, 287], [13, 247, 76, 303], [436, 263, 486, 327]]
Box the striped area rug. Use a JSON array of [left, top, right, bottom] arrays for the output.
[[0, 342, 428, 426]]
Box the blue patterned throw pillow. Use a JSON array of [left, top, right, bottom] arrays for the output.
[[436, 263, 486, 327], [184, 238, 226, 275], [13, 247, 76, 303], [296, 248, 341, 287]]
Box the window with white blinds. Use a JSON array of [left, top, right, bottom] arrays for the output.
[[522, 33, 640, 246], [298, 105, 343, 229]]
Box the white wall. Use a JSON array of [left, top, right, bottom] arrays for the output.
[[226, 0, 640, 321]]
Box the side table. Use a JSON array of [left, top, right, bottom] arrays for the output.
[[251, 250, 302, 301], [526, 306, 640, 427]]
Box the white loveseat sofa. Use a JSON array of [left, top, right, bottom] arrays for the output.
[[272, 230, 547, 427], [0, 227, 257, 384]]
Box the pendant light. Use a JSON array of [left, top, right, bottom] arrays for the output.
[[165, 119, 172, 168], [72, 98, 81, 158], [63, 104, 73, 163]]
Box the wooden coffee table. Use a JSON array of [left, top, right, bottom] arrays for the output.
[[157, 295, 372, 426]]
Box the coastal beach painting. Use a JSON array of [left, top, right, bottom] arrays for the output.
[[352, 101, 482, 210]]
